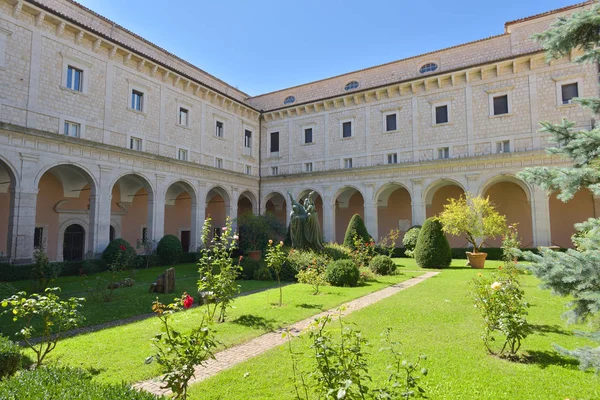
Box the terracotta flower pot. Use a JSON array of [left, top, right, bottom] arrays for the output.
[[247, 250, 262, 261], [466, 252, 487, 269]]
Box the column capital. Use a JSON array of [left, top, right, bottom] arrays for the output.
[[19, 153, 39, 163]]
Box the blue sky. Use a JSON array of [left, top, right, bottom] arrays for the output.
[[76, 0, 579, 96]]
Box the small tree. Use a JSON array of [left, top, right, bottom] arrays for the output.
[[1, 288, 84, 368], [414, 218, 451, 269], [343, 214, 371, 250], [265, 240, 287, 306], [437, 194, 507, 253]]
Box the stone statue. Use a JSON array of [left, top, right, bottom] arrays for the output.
[[288, 191, 324, 250]]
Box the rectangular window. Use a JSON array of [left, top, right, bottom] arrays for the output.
[[131, 90, 144, 112], [66, 65, 83, 92], [270, 131, 279, 153], [245, 165, 252, 175], [561, 83, 579, 104], [244, 129, 252, 148], [63, 121, 80, 138], [177, 148, 188, 161], [34, 227, 44, 249], [271, 166, 279, 175], [342, 121, 352, 138], [387, 153, 398, 164], [215, 158, 223, 169], [496, 140, 510, 154], [438, 147, 449, 159], [213, 227, 221, 238], [344, 158, 353, 169], [304, 128, 313, 144], [435, 105, 449, 124], [130, 136, 142, 151], [141, 227, 148, 243], [215, 121, 224, 138], [305, 162, 313, 172], [385, 114, 397, 131], [493, 95, 509, 115], [179, 107, 189, 126]]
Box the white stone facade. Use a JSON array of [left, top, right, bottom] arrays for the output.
[[0, 0, 598, 262]]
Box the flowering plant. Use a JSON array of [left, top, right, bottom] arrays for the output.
[[265, 240, 287, 306], [296, 259, 328, 295], [351, 234, 375, 269], [147, 293, 216, 400]]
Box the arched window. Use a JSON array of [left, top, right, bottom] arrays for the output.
[[419, 63, 438, 74], [283, 96, 296, 105], [344, 81, 359, 91]]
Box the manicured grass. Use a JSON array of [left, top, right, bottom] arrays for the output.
[[0, 263, 276, 337], [186, 263, 599, 400], [32, 272, 420, 384]]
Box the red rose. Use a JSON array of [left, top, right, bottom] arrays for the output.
[[119, 245, 126, 251], [183, 294, 194, 309], [239, 255, 244, 263]]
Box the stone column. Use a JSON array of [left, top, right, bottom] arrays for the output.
[[229, 187, 239, 231], [364, 183, 377, 241], [531, 186, 551, 247], [9, 154, 39, 263], [321, 186, 335, 243], [89, 166, 113, 255], [192, 183, 206, 251], [410, 179, 426, 226], [150, 175, 166, 242]]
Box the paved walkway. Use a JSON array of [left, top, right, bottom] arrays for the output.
[[134, 271, 439, 396]]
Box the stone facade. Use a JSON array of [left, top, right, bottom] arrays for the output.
[[0, 0, 598, 262]]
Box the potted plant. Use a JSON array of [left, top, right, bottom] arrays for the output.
[[437, 194, 507, 268]]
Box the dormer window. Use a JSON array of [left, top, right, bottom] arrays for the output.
[[419, 63, 438, 74], [344, 81, 359, 91], [284, 96, 296, 105]]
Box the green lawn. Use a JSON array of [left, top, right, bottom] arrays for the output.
[[186, 261, 599, 400], [31, 272, 420, 384], [0, 263, 276, 337]]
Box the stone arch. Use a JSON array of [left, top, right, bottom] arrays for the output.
[[424, 179, 467, 247], [264, 191, 288, 227], [549, 189, 598, 248], [375, 182, 412, 245], [237, 190, 257, 217], [36, 164, 97, 260], [111, 173, 155, 249], [164, 180, 198, 252], [206, 185, 231, 239], [334, 186, 365, 244], [480, 174, 533, 247], [0, 157, 18, 258]]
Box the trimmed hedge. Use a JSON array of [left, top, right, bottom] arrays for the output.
[[343, 214, 371, 249], [0, 335, 21, 380], [101, 239, 136, 268], [322, 243, 352, 261], [239, 257, 261, 280], [326, 260, 360, 287], [0, 260, 108, 282], [178, 252, 202, 264], [369, 255, 396, 275], [414, 218, 452, 269], [156, 235, 183, 266], [0, 367, 164, 400]]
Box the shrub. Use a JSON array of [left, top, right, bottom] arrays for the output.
[[322, 243, 352, 261], [325, 260, 360, 287], [0, 335, 21, 379], [239, 257, 260, 280], [402, 225, 421, 258], [237, 213, 286, 254], [156, 235, 183, 266], [101, 239, 136, 268], [30, 248, 61, 291], [297, 265, 328, 295], [253, 265, 272, 281], [0, 366, 164, 400], [369, 255, 397, 275], [414, 218, 451, 269], [286, 248, 331, 275], [343, 214, 371, 249]]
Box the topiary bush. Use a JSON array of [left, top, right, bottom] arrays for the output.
[[369, 255, 397, 275], [414, 218, 451, 269], [156, 235, 183, 266], [325, 260, 360, 287], [0, 366, 165, 399], [343, 214, 371, 250], [239, 257, 260, 280], [0, 335, 21, 380], [402, 225, 421, 258], [101, 239, 136, 268]]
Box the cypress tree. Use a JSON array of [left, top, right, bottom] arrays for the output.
[[414, 218, 451, 269], [343, 214, 371, 249], [517, 4, 600, 372]]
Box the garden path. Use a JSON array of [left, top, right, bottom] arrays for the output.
[[133, 271, 439, 396]]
